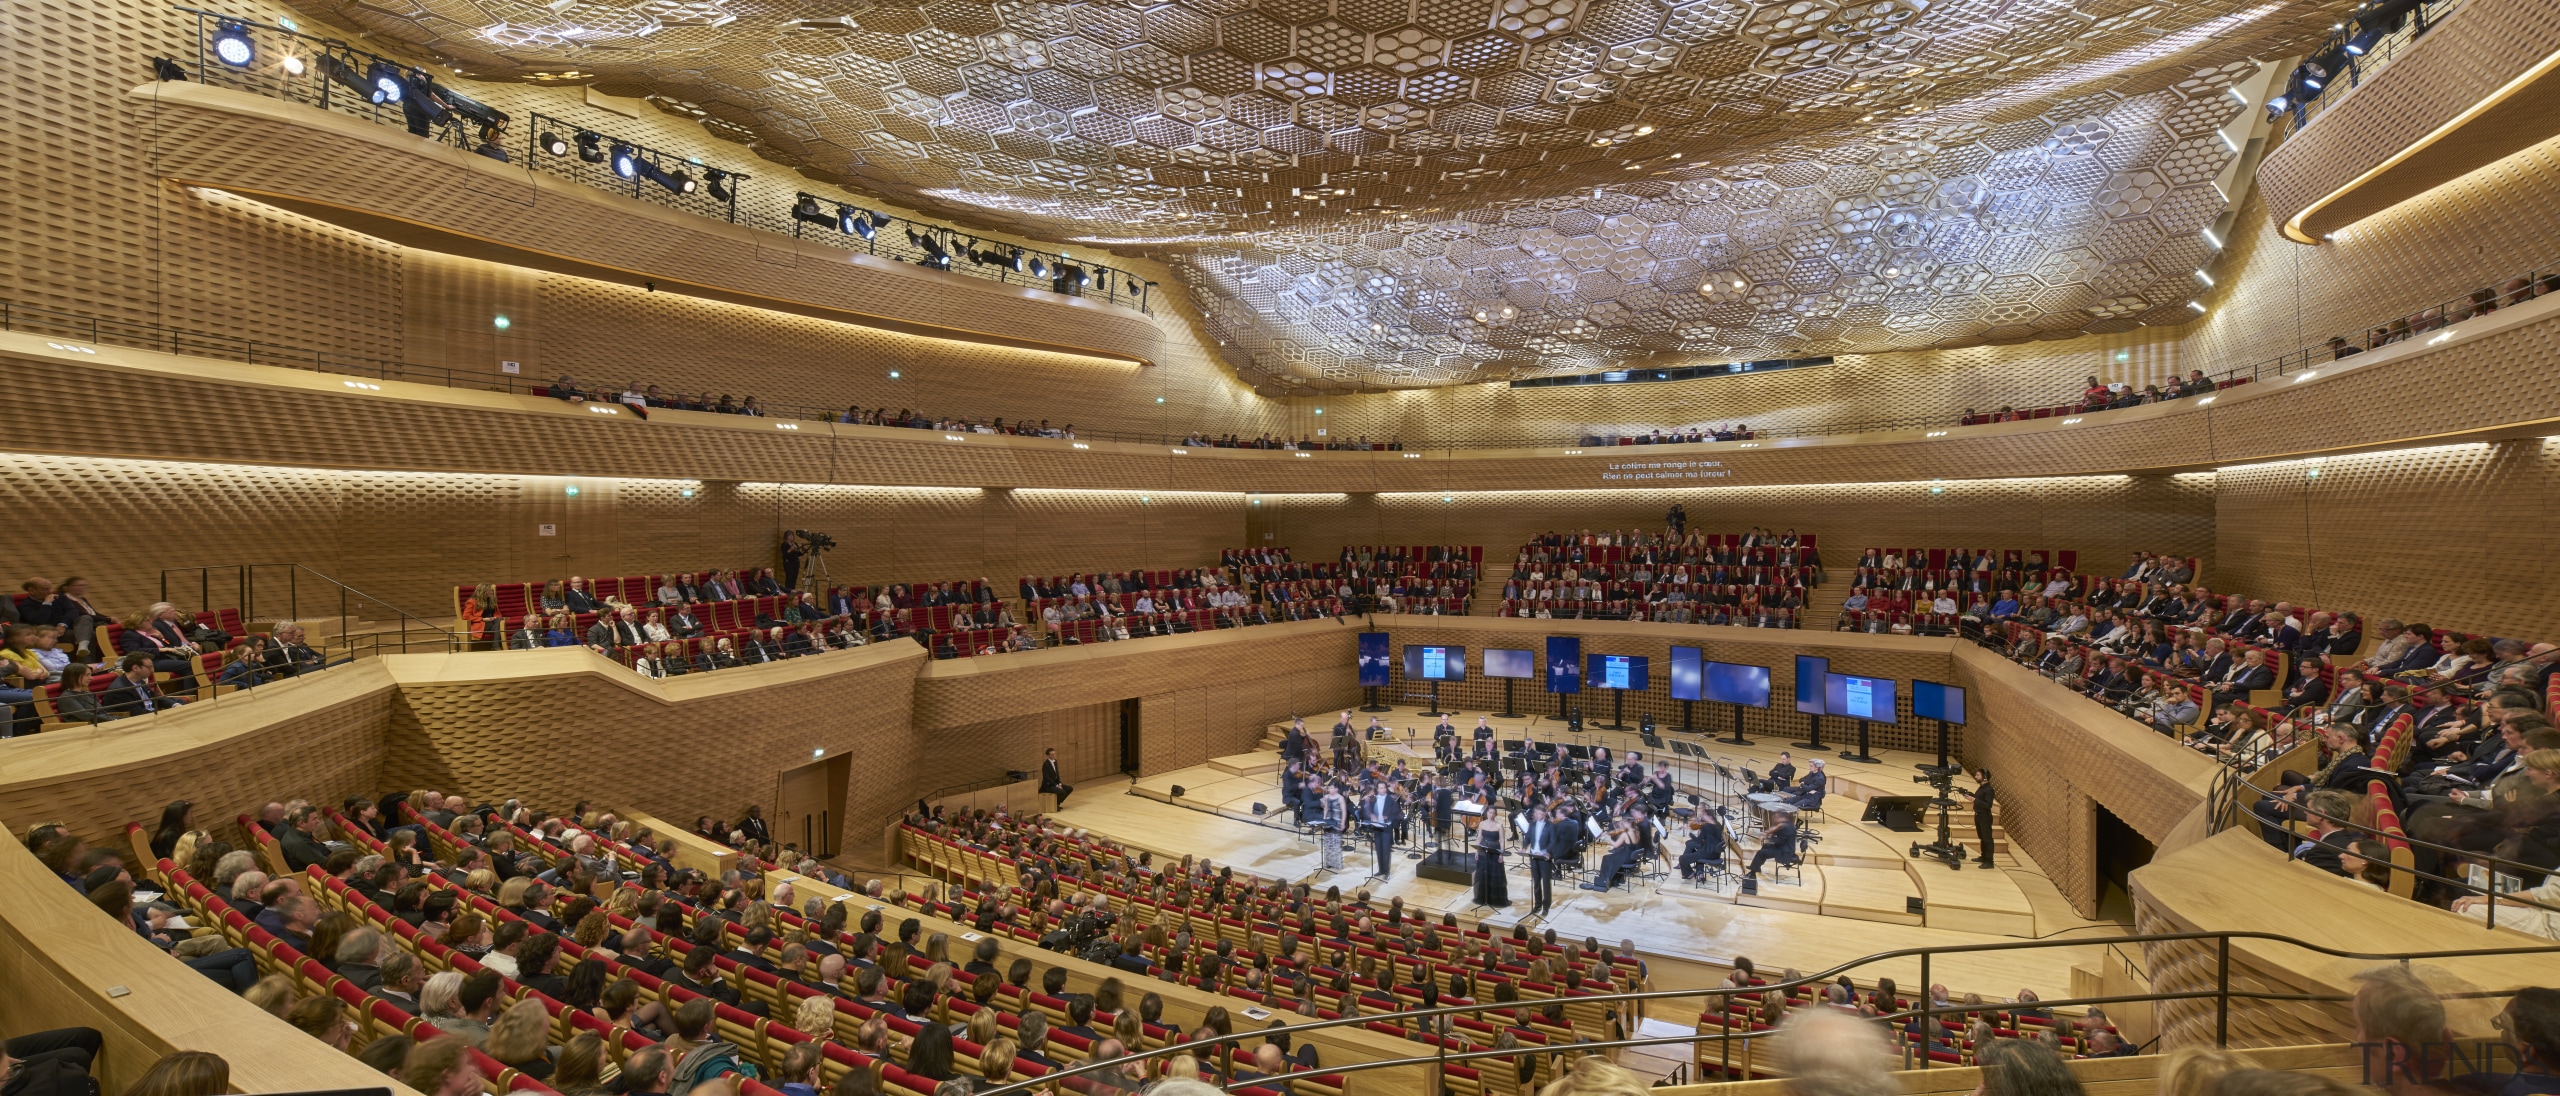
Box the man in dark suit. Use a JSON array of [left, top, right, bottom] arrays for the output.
[[585, 609, 643, 653], [732, 927, 781, 973], [1362, 783, 1402, 878], [1522, 806, 1562, 915], [280, 806, 332, 872], [1040, 747, 1073, 807], [100, 656, 185, 716], [2210, 650, 2276, 707]]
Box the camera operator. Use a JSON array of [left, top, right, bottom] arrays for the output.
[[781, 529, 835, 591]]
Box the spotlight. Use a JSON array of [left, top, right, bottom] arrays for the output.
[[364, 58, 406, 104], [609, 143, 638, 179], [704, 168, 734, 201], [213, 20, 256, 67], [635, 156, 694, 194], [573, 131, 604, 163], [540, 131, 569, 157]]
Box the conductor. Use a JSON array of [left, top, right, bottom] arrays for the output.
[[1523, 806, 1563, 915], [1363, 784, 1403, 879], [1969, 769, 1996, 868], [1039, 747, 1073, 808]]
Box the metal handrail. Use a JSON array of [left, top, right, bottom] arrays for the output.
[[2206, 764, 2560, 930], [969, 929, 2560, 1096], [163, 7, 1151, 315], [2275, 0, 2466, 138], [157, 563, 461, 656]]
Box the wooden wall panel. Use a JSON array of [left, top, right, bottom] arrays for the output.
[[2212, 437, 2560, 639], [379, 644, 927, 851]]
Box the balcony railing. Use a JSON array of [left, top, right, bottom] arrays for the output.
[[165, 7, 1153, 314]]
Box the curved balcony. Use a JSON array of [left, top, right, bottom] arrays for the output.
[[131, 81, 1164, 367]]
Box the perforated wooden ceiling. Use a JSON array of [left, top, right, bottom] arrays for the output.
[[303, 0, 2352, 388]]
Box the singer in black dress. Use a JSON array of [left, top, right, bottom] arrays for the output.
[[1473, 812, 1510, 907]]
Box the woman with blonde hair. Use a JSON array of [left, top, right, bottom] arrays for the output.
[[484, 998, 557, 1080], [795, 992, 842, 1038], [972, 1037, 1019, 1092], [242, 973, 297, 1017]]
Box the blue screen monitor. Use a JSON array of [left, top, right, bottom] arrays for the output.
[[1913, 680, 1967, 725], [1588, 654, 1649, 692], [1703, 661, 1772, 707], [1669, 646, 1704, 701], [1545, 636, 1582, 694], [1402, 644, 1467, 681], [1484, 648, 1536, 680], [1356, 632, 1392, 687], [1794, 655, 1829, 714], [1823, 673, 1899, 723]]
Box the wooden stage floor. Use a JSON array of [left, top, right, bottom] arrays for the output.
[[1049, 706, 2123, 1000]]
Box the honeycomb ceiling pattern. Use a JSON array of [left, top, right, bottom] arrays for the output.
[[320, 0, 2348, 388]]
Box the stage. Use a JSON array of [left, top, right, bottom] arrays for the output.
[[1048, 705, 2121, 1001]]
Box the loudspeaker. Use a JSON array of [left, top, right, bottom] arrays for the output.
[[1171, 785, 1186, 798]]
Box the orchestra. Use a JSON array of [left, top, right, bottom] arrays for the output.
[[1276, 712, 1808, 905]]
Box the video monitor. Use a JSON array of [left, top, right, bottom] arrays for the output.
[[1588, 653, 1650, 691], [1794, 655, 1829, 715], [1402, 644, 1467, 681], [1545, 636, 1583, 694], [1703, 661, 1772, 707], [1356, 632, 1392, 687], [1669, 646, 1704, 701], [1823, 672, 1899, 723], [1913, 680, 1967, 725], [1484, 647, 1536, 680]]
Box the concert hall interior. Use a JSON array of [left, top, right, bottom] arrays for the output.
[[8, 0, 2560, 1091]]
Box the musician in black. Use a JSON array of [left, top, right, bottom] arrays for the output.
[[1432, 779, 1456, 847], [1473, 809, 1510, 907], [1967, 769, 1995, 868], [1362, 782, 1402, 879], [1677, 812, 1731, 881], [1578, 808, 1649, 891], [1745, 808, 1800, 879], [1751, 751, 1797, 794]]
